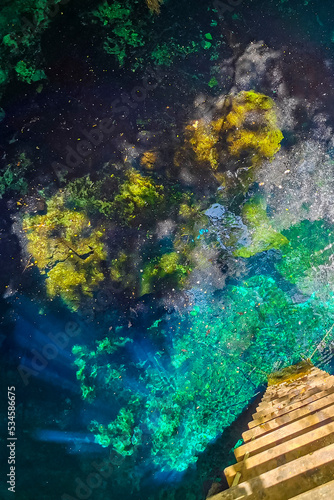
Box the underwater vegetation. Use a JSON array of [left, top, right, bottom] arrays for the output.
[[0, 0, 158, 99], [113, 168, 164, 224], [22, 193, 107, 310], [63, 145, 334, 476], [176, 90, 283, 173], [140, 251, 191, 296], [14, 60, 46, 84], [182, 115, 225, 170], [140, 150, 158, 170], [72, 335, 133, 402], [73, 270, 334, 472], [21, 165, 191, 303], [223, 91, 283, 165], [66, 166, 164, 225], [0, 0, 63, 98], [16, 71, 326, 485], [0, 0, 203, 104], [89, 0, 203, 70], [91, 1, 146, 66], [145, 0, 164, 15], [0, 152, 31, 198]]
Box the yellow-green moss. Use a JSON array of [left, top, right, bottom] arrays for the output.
[[113, 168, 164, 223], [177, 91, 283, 172], [140, 251, 189, 296], [23, 193, 107, 310], [183, 118, 224, 170], [268, 360, 313, 386], [159, 252, 179, 275], [223, 91, 283, 165], [110, 251, 136, 291]]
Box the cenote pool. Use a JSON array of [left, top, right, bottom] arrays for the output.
[[1, 0, 334, 499]]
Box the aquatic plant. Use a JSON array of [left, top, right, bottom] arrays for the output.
[[223, 90, 283, 165], [67, 168, 164, 226], [208, 76, 218, 88], [151, 39, 199, 67], [66, 173, 116, 218], [0, 0, 65, 97], [234, 197, 288, 258], [22, 193, 107, 310], [145, 0, 164, 14], [140, 251, 190, 295], [110, 251, 137, 292], [72, 335, 132, 401], [90, 407, 140, 454], [113, 168, 164, 224], [92, 1, 145, 66], [0, 153, 31, 198], [180, 117, 224, 170], [177, 91, 283, 172], [73, 270, 334, 472], [15, 60, 46, 84], [140, 150, 158, 170]]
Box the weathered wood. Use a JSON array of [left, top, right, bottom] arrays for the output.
[[207, 363, 334, 500]]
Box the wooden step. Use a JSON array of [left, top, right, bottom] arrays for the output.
[[258, 389, 307, 409], [256, 375, 331, 412], [262, 370, 329, 396], [259, 374, 331, 407], [263, 370, 324, 400], [225, 420, 334, 486], [254, 378, 334, 420], [208, 442, 334, 500], [250, 383, 334, 428], [289, 479, 334, 499], [235, 403, 334, 462], [243, 392, 334, 442]]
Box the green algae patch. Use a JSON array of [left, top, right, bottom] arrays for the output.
[[66, 167, 164, 226], [178, 116, 225, 170], [90, 408, 140, 455], [113, 168, 164, 224], [234, 197, 288, 258], [22, 193, 107, 310], [268, 359, 313, 387], [140, 251, 190, 296], [175, 90, 283, 174], [15, 61, 46, 84], [72, 336, 132, 402], [223, 90, 283, 165], [110, 251, 136, 292], [91, 1, 145, 66]]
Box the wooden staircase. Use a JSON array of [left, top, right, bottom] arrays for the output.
[[207, 361, 334, 499]]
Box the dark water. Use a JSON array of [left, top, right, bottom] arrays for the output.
[[1, 1, 334, 499]]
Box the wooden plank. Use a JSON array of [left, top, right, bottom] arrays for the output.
[[243, 392, 334, 442], [235, 404, 334, 462], [209, 442, 334, 500], [250, 383, 334, 428], [289, 479, 334, 499], [225, 421, 334, 486]]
